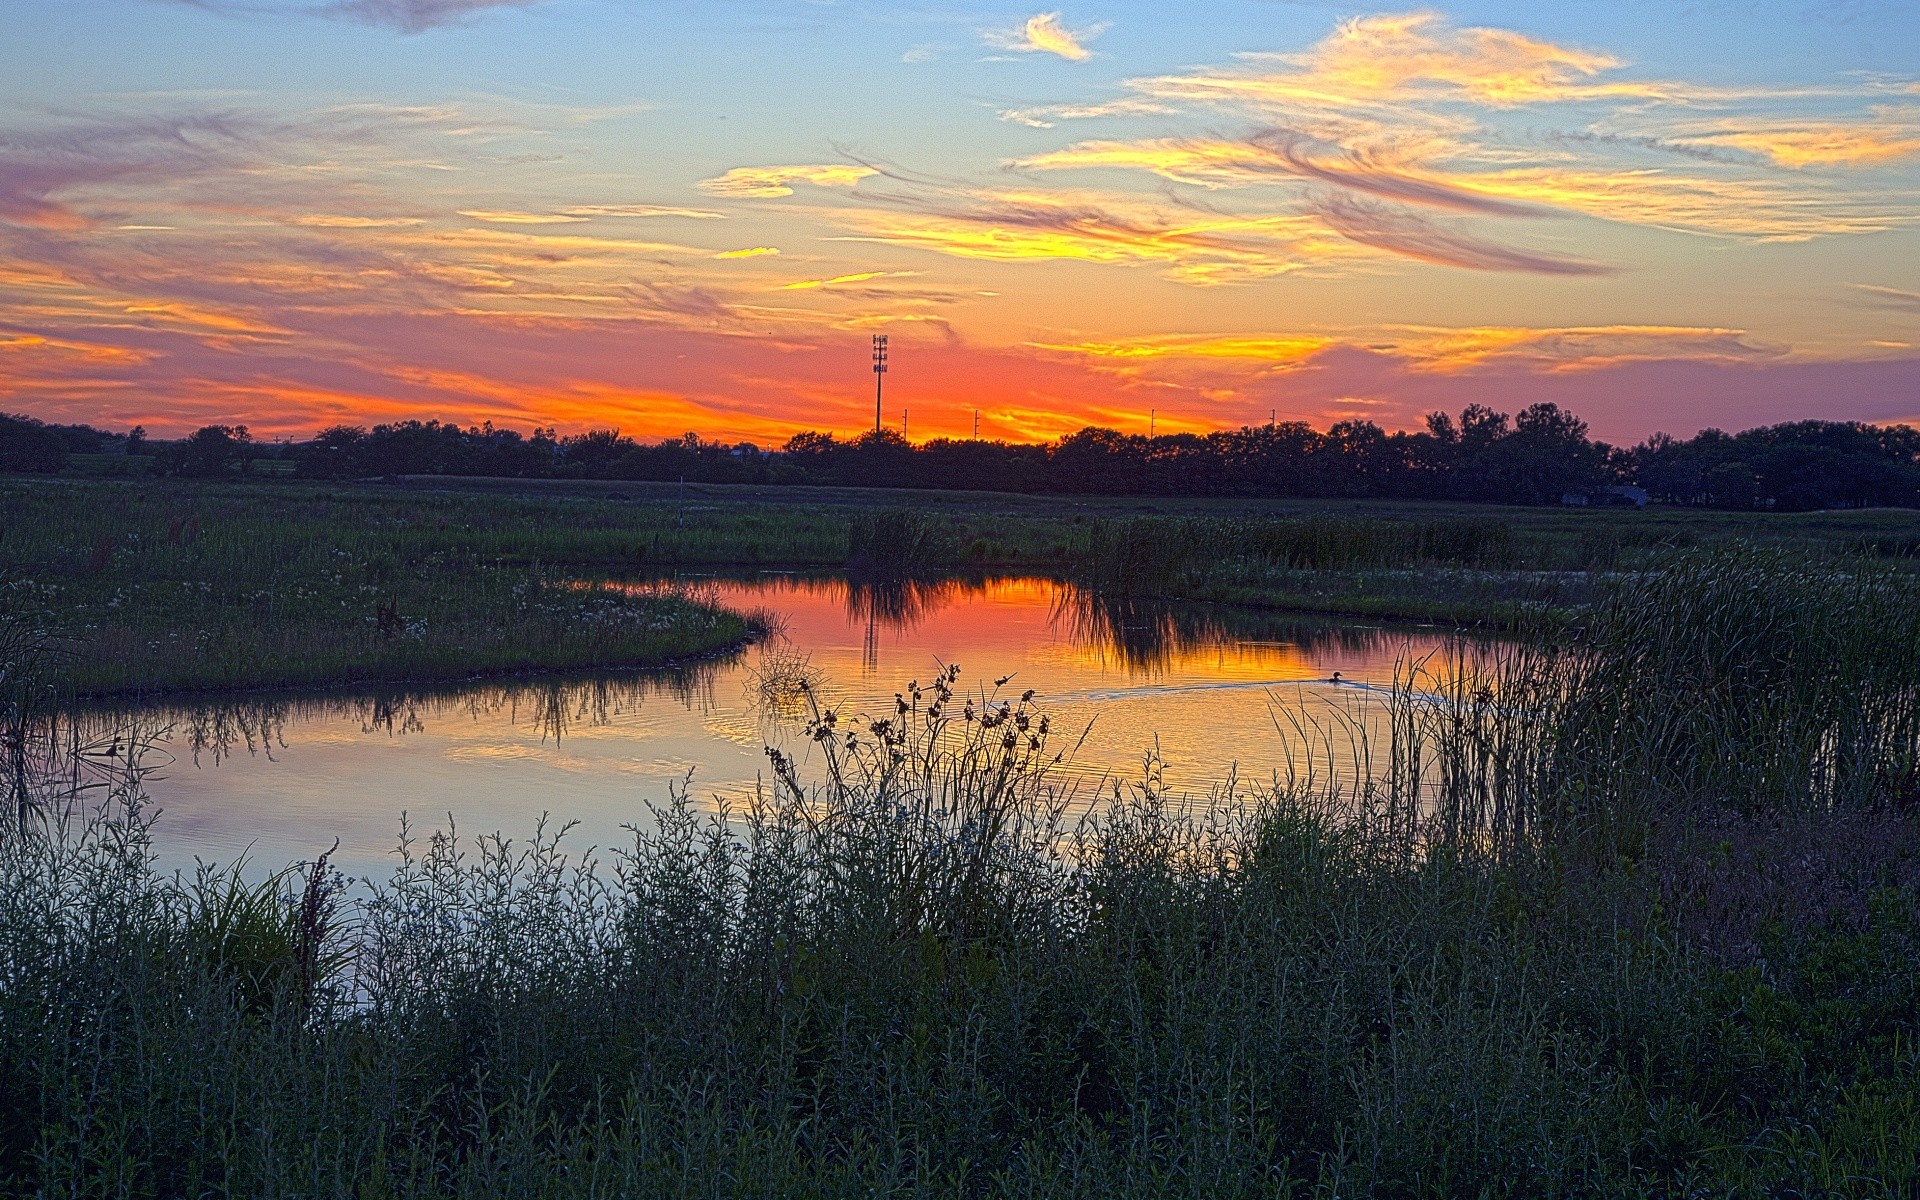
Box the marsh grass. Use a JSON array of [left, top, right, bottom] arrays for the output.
[[1077, 515, 1516, 596], [5, 550, 1920, 1196], [0, 482, 767, 694], [10, 478, 1919, 693], [846, 509, 956, 574]]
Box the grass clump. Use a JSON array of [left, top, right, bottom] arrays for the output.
[[846, 508, 955, 574], [1077, 515, 1516, 595], [6, 551, 1920, 1195]]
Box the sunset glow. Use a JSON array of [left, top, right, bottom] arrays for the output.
[[3, 1, 1917, 443]]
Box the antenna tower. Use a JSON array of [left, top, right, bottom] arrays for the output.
[[871, 334, 888, 434]]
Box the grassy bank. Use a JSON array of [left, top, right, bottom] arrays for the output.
[[0, 479, 760, 696], [5, 551, 1920, 1196], [5, 475, 1918, 692]]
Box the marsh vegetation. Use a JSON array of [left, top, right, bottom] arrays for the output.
[[8, 475, 1918, 696], [4, 550, 1920, 1196]]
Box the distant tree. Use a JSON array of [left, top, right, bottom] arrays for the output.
[[1704, 461, 1757, 510], [169, 424, 254, 477], [0, 413, 70, 473]]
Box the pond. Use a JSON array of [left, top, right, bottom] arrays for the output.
[[72, 575, 1465, 877]]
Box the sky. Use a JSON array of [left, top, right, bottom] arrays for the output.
[[1, 0, 1917, 445]]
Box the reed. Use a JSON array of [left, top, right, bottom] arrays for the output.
[[845, 508, 956, 574], [1076, 515, 1516, 595]]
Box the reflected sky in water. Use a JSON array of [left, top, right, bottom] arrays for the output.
[[76, 575, 1464, 876]]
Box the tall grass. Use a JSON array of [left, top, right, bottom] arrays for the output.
[[1077, 515, 1515, 594], [1383, 547, 1920, 858], [846, 508, 956, 574], [5, 550, 1920, 1195], [0, 482, 767, 694]]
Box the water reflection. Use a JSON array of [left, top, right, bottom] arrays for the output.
[[55, 573, 1471, 876], [78, 664, 726, 768]]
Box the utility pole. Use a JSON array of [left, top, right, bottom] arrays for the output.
[[973, 408, 979, 438], [871, 334, 888, 435], [1149, 409, 1156, 439], [903, 408, 908, 438]]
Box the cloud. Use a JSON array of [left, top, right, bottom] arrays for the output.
[[1015, 132, 1548, 216], [1034, 324, 1780, 375], [715, 246, 779, 259], [321, 0, 543, 33], [997, 99, 1175, 128], [1456, 165, 1909, 240], [1130, 11, 1669, 112], [779, 270, 917, 291], [292, 214, 425, 227], [562, 204, 726, 219], [1381, 324, 1782, 372], [459, 209, 589, 224], [1307, 194, 1612, 274], [985, 12, 1106, 62], [833, 187, 1351, 283], [697, 164, 879, 199], [1686, 110, 1920, 167], [1854, 283, 1920, 312], [0, 111, 273, 230], [1032, 334, 1332, 364]]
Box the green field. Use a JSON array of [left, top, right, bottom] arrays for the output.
[[5, 473, 1918, 695]]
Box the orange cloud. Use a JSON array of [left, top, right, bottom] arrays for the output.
[[1131, 11, 1673, 113], [987, 12, 1104, 62], [835, 190, 1354, 282], [1689, 111, 1920, 168], [779, 270, 916, 291], [1032, 334, 1334, 363], [458, 210, 591, 224], [697, 164, 879, 198], [1034, 324, 1784, 376]]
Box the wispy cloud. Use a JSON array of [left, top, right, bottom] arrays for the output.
[[1684, 109, 1920, 167], [1854, 283, 1920, 312], [998, 11, 1920, 245], [985, 12, 1106, 62], [0, 111, 272, 230], [1308, 195, 1613, 275], [563, 204, 726, 219], [997, 99, 1173, 128], [715, 246, 779, 259], [779, 270, 917, 291], [1016, 132, 1548, 216], [834, 186, 1352, 283], [697, 164, 878, 198], [459, 209, 588, 224], [1128, 11, 1697, 113], [321, 0, 543, 33], [1034, 323, 1779, 373]]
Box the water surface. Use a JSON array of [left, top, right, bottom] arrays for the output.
[[84, 575, 1461, 876]]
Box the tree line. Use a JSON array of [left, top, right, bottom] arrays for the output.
[[5, 404, 1918, 511]]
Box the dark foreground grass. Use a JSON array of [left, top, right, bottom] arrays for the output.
[[5, 551, 1920, 1196]]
